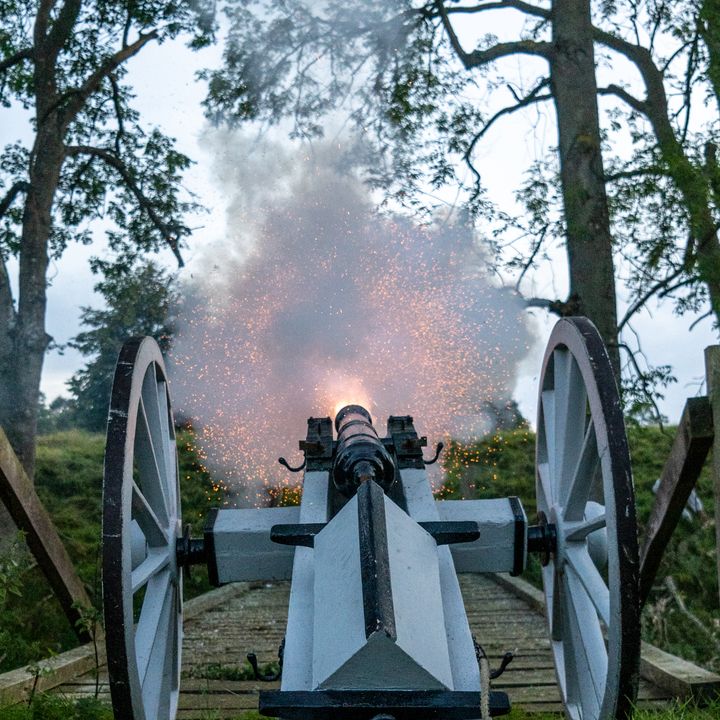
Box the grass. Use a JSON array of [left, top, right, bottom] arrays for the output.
[[0, 428, 224, 673], [0, 695, 113, 719], [189, 659, 280, 682]]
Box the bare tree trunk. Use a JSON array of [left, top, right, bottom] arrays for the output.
[[0, 127, 60, 478], [550, 0, 620, 378]]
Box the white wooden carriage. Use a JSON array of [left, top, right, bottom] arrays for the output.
[[101, 317, 640, 720]]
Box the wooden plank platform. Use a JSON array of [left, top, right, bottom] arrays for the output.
[[44, 574, 684, 717]]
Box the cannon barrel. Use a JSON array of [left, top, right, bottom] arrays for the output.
[[332, 405, 396, 498]]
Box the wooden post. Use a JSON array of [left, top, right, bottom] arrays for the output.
[[705, 346, 720, 608], [0, 427, 95, 642], [639, 397, 714, 607]]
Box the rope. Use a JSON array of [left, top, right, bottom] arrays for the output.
[[480, 651, 491, 720], [474, 638, 492, 720]]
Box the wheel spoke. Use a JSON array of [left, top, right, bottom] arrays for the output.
[[564, 570, 608, 712], [156, 379, 176, 513], [132, 482, 167, 548], [563, 420, 598, 522], [565, 545, 610, 626], [141, 366, 170, 506], [131, 548, 171, 593], [166, 446, 178, 519], [537, 461, 553, 510], [553, 351, 588, 501], [171, 583, 181, 694], [549, 564, 563, 641], [135, 568, 172, 685], [141, 582, 174, 718], [149, 584, 176, 719], [136, 396, 170, 526], [565, 513, 606, 542], [541, 389, 556, 484]]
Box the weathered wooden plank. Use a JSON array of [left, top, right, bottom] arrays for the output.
[[0, 427, 95, 643], [640, 641, 720, 703], [705, 345, 720, 608], [0, 641, 106, 706], [178, 693, 263, 709], [639, 396, 714, 606], [31, 571, 690, 716], [491, 573, 545, 612]]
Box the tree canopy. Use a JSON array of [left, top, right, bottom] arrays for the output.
[[204, 0, 720, 418], [66, 259, 177, 432], [0, 0, 213, 473]]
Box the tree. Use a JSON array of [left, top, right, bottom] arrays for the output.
[[0, 1, 212, 477], [66, 259, 177, 432], [202, 0, 622, 374], [590, 1, 720, 333]]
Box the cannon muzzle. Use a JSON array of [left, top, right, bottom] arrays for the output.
[[332, 405, 396, 498]]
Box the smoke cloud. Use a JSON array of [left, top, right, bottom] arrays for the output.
[[171, 133, 532, 505]]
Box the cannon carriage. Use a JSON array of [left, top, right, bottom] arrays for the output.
[[101, 317, 640, 720]]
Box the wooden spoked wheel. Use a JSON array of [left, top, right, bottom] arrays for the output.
[[103, 337, 182, 720], [536, 318, 640, 720]]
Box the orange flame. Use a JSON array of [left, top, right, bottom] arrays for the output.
[[318, 374, 373, 419]]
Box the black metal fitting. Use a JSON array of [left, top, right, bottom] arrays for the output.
[[526, 511, 557, 566], [271, 520, 480, 548], [278, 456, 306, 473], [423, 442, 445, 466], [247, 637, 284, 682], [176, 524, 207, 571], [490, 652, 514, 680]]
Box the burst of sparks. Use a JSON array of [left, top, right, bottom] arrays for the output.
[[170, 152, 531, 506]]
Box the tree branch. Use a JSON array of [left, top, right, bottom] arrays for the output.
[[109, 74, 126, 155], [463, 77, 551, 194], [45, 0, 82, 61], [515, 224, 548, 291], [34, 0, 56, 47], [60, 31, 157, 126], [65, 146, 184, 266], [0, 181, 30, 221], [593, 25, 647, 64], [444, 1, 550, 20], [598, 84, 647, 114], [525, 295, 583, 316], [466, 38, 552, 67], [617, 340, 665, 426], [434, 0, 551, 69], [0, 48, 33, 75], [605, 165, 664, 182], [618, 267, 684, 332], [475, 78, 551, 143]]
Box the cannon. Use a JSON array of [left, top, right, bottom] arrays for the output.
[[102, 317, 640, 720]]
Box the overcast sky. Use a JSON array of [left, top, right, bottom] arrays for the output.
[[1, 10, 716, 428]]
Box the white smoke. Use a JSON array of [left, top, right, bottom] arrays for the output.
[[170, 132, 532, 505]]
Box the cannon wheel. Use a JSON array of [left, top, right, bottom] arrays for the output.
[[103, 337, 182, 720], [536, 317, 640, 720]]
